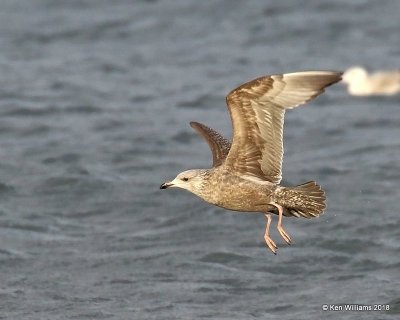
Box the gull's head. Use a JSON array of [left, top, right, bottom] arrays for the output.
[[342, 66, 368, 84], [160, 169, 208, 194]]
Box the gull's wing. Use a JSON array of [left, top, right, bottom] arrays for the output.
[[190, 121, 231, 167], [224, 71, 342, 184]]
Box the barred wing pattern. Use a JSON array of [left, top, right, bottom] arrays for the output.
[[224, 71, 342, 184], [190, 121, 231, 167]]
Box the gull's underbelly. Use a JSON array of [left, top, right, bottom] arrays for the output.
[[205, 179, 275, 213]]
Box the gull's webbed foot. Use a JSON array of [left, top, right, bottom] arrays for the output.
[[277, 224, 292, 245]]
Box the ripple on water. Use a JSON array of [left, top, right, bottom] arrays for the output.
[[0, 183, 16, 197], [199, 251, 253, 265], [176, 94, 220, 109]]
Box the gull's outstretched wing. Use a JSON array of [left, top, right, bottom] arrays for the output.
[[224, 71, 342, 184], [190, 121, 231, 167]]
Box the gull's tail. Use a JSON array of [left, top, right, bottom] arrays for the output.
[[276, 181, 326, 218]]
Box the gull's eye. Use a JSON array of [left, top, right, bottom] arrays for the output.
[[182, 177, 189, 182]]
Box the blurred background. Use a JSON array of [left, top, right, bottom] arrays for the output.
[[0, 0, 399, 319]]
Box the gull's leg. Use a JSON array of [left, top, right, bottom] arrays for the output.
[[264, 213, 277, 254], [271, 203, 292, 245]]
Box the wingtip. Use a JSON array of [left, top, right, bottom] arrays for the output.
[[190, 121, 207, 130]]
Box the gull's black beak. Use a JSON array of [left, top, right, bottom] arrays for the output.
[[160, 182, 173, 189]]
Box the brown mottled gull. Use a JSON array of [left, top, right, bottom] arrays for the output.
[[342, 66, 400, 96], [161, 71, 342, 254]]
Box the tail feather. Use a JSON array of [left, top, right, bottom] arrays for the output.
[[277, 181, 326, 219]]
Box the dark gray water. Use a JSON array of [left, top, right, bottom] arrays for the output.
[[1, 0, 400, 319]]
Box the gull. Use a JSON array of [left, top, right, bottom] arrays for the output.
[[342, 66, 400, 96], [161, 71, 342, 254]]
